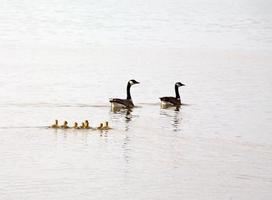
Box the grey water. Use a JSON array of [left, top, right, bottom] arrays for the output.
[[0, 0, 272, 199]]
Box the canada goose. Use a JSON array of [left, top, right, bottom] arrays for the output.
[[160, 82, 185, 107], [51, 120, 59, 128], [110, 79, 140, 108], [60, 121, 69, 129]]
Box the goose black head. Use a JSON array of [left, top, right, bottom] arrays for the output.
[[128, 79, 140, 85], [175, 82, 185, 87]]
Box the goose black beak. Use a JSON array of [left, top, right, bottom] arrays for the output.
[[135, 81, 140, 84]]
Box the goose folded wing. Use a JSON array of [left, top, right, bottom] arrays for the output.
[[110, 98, 134, 108], [160, 97, 181, 105]]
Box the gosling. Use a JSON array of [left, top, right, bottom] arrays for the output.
[[60, 121, 69, 129], [102, 121, 111, 130], [97, 123, 103, 130], [84, 120, 90, 129], [79, 122, 85, 129], [51, 120, 59, 128], [73, 122, 79, 129]]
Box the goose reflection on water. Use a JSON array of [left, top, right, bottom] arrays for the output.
[[110, 107, 136, 131], [160, 106, 182, 132]]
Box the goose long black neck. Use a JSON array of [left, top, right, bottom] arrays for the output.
[[175, 85, 180, 99], [126, 83, 132, 100]]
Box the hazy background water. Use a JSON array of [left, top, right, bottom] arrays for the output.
[[0, 0, 272, 199]]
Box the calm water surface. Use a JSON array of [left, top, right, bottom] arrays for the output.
[[0, 0, 272, 199]]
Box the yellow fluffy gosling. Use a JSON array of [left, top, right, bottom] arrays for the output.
[[84, 120, 90, 129], [97, 123, 103, 130], [73, 122, 79, 129], [60, 121, 69, 129], [102, 121, 110, 130], [51, 120, 59, 128], [79, 122, 85, 129]]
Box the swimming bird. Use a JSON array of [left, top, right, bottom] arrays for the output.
[[110, 79, 140, 109], [97, 123, 103, 130], [73, 122, 79, 129], [51, 120, 59, 128], [79, 122, 85, 129], [102, 121, 110, 130], [160, 82, 185, 107], [60, 121, 69, 129], [84, 120, 90, 129]]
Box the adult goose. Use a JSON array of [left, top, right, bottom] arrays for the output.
[[110, 79, 140, 109], [160, 82, 185, 107]]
